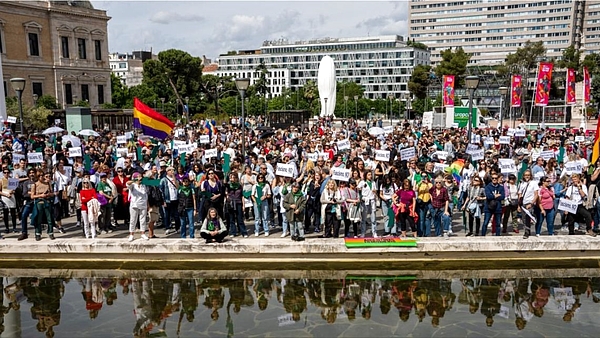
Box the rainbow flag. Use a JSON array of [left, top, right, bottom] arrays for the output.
[[448, 159, 465, 184], [345, 237, 417, 248], [133, 98, 175, 140]]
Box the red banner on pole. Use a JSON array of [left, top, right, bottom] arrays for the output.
[[511, 75, 522, 108], [534, 62, 553, 106], [566, 68, 576, 105], [442, 75, 455, 107], [584, 66, 591, 105]]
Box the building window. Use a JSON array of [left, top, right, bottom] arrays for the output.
[[119, 62, 127, 68], [65, 84, 73, 104], [61, 36, 69, 58], [78, 38, 87, 59], [0, 27, 4, 54], [97, 85, 105, 105], [28, 33, 40, 56], [94, 40, 102, 60], [81, 84, 89, 102], [32, 82, 43, 97]]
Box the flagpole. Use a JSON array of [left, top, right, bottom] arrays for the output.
[[529, 63, 540, 129], [509, 74, 515, 128]]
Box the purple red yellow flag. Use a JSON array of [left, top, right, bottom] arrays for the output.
[[133, 98, 175, 140]]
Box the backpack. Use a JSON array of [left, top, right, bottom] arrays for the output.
[[148, 185, 164, 206]]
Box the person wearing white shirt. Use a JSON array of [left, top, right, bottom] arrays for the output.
[[126, 172, 149, 241], [517, 170, 539, 239], [357, 171, 378, 238], [565, 173, 595, 237]]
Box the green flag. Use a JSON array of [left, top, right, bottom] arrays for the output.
[[557, 146, 565, 164], [223, 153, 231, 175], [517, 161, 528, 183], [180, 152, 186, 167], [150, 146, 159, 161], [141, 178, 160, 187], [136, 146, 143, 163], [84, 154, 91, 172]]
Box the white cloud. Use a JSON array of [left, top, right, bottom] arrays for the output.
[[149, 11, 205, 24]]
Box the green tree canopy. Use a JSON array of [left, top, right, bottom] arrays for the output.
[[408, 64, 432, 100], [434, 47, 470, 88], [499, 40, 546, 77]]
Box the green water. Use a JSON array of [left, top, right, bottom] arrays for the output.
[[1, 269, 599, 337]]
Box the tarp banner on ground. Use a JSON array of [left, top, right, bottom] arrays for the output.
[[511, 75, 522, 108], [566, 68, 576, 105], [443, 75, 455, 107], [535, 62, 553, 106]]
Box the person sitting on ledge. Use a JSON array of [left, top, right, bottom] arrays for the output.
[[200, 207, 228, 244]]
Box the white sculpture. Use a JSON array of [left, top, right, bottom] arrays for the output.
[[317, 55, 337, 117]]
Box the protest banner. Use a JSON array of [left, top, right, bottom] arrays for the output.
[[68, 147, 82, 157], [27, 152, 43, 163], [375, 150, 391, 162], [204, 148, 218, 159], [331, 167, 351, 181], [275, 163, 295, 178], [400, 148, 415, 161]]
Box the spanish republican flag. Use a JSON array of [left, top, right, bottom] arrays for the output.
[[133, 98, 175, 140], [593, 117, 600, 165]]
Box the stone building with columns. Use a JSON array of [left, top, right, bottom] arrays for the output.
[[0, 0, 111, 109]]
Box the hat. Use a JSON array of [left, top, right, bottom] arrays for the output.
[[132, 172, 141, 180], [160, 161, 167, 167], [99, 172, 107, 178], [75, 167, 83, 173]]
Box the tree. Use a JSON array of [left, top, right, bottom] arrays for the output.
[[499, 40, 546, 76], [434, 47, 470, 88], [110, 73, 131, 108], [582, 53, 600, 76], [557, 45, 583, 81], [36, 94, 58, 109], [5, 97, 51, 132], [254, 62, 270, 115], [408, 64, 432, 100], [303, 80, 318, 115]]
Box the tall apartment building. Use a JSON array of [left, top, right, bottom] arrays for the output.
[[217, 35, 430, 99], [109, 51, 154, 87], [409, 0, 586, 66], [0, 0, 111, 109]]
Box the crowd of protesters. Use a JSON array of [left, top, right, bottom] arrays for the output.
[[0, 115, 599, 243]]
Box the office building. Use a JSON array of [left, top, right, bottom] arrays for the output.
[[409, 0, 585, 65], [217, 35, 430, 99], [109, 51, 155, 87], [0, 0, 111, 108]]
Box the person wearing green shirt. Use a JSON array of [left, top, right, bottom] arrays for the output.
[[97, 173, 115, 234]]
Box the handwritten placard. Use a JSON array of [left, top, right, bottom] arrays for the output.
[[499, 159, 516, 174], [470, 135, 481, 143], [336, 139, 351, 151], [383, 125, 394, 134], [433, 163, 449, 173], [540, 150, 555, 160], [470, 149, 485, 161], [564, 161, 583, 175], [68, 147, 82, 157], [7, 178, 19, 190], [375, 150, 391, 162], [12, 153, 24, 164], [514, 129, 526, 137], [484, 137, 495, 146], [433, 151, 448, 160], [575, 135, 585, 142], [557, 198, 578, 214], [116, 148, 128, 157], [7, 116, 17, 124], [204, 148, 218, 159], [499, 136, 510, 145], [116, 135, 127, 144], [199, 135, 210, 144], [331, 167, 351, 182], [307, 152, 318, 162], [27, 152, 43, 163], [275, 163, 295, 178], [400, 148, 416, 161]]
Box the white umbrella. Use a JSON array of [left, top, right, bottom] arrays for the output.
[[78, 129, 100, 137], [62, 135, 81, 147], [368, 127, 385, 137], [42, 126, 65, 135]]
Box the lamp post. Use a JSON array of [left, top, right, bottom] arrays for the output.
[[185, 96, 189, 123], [388, 94, 394, 126], [498, 86, 508, 130], [344, 96, 349, 120], [235, 78, 250, 160], [354, 95, 359, 120], [465, 76, 480, 143], [10, 78, 26, 134]]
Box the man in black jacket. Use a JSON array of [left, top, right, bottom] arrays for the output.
[[17, 169, 37, 241], [146, 170, 164, 239]]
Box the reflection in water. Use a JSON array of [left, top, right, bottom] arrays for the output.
[[1, 273, 599, 337]]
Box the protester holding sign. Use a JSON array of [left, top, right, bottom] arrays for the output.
[[564, 174, 595, 237], [518, 170, 539, 239], [0, 167, 18, 234]]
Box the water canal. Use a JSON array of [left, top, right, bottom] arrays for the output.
[[1, 267, 599, 337]]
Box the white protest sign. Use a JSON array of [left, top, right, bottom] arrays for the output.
[[540, 150, 555, 160], [275, 163, 294, 178], [470, 149, 485, 161], [575, 136, 585, 142], [466, 144, 479, 153], [177, 144, 193, 154], [499, 159, 516, 173], [507, 128, 516, 136], [533, 170, 545, 181], [433, 163, 449, 173], [12, 153, 24, 164], [27, 152, 43, 163], [68, 147, 82, 157], [499, 136, 510, 145], [331, 167, 351, 181], [204, 148, 218, 159], [63, 166, 72, 178], [470, 134, 481, 143], [383, 125, 394, 134], [199, 135, 210, 144], [307, 152, 318, 162], [400, 148, 416, 161], [375, 150, 391, 162], [116, 135, 127, 144], [433, 151, 448, 160], [172, 140, 186, 149], [125, 132, 133, 140], [564, 161, 582, 175], [320, 152, 330, 160], [336, 139, 351, 151], [7, 116, 17, 124], [557, 198, 578, 214], [514, 129, 526, 137], [129, 152, 137, 161], [7, 178, 19, 191], [116, 147, 128, 157], [484, 137, 495, 146], [451, 123, 459, 128]]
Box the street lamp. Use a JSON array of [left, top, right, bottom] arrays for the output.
[[388, 94, 394, 126], [465, 76, 480, 143], [498, 86, 508, 130], [185, 96, 189, 123], [354, 95, 359, 120], [235, 78, 250, 160], [344, 96, 349, 120], [10, 78, 26, 134]]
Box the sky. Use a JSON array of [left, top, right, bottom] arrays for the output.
[[94, 0, 410, 62]]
